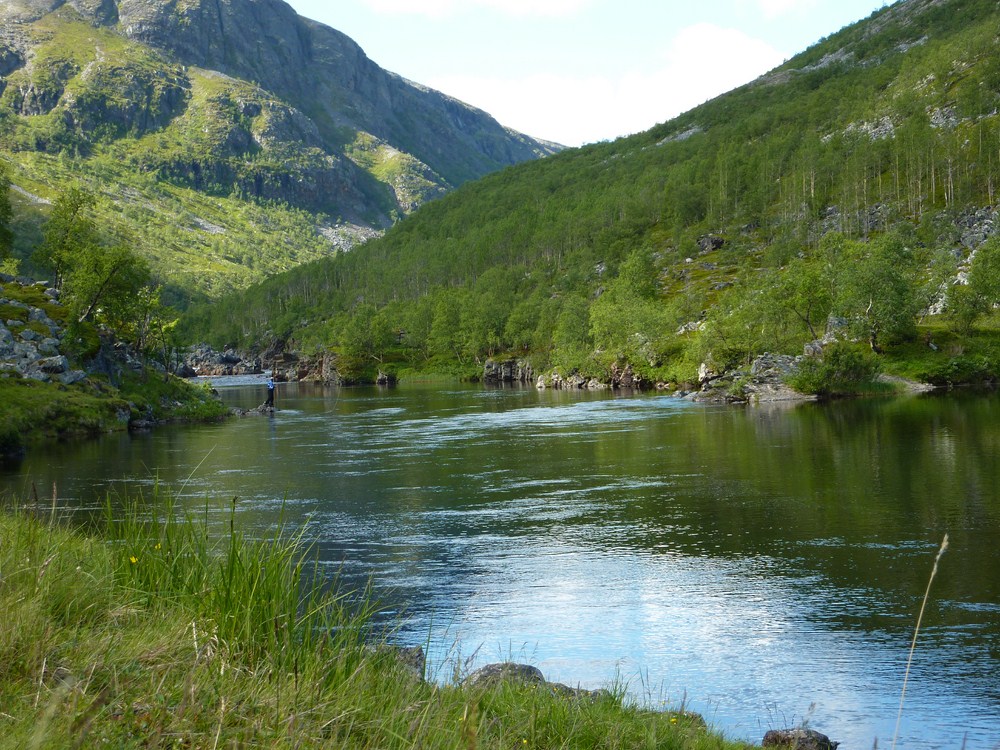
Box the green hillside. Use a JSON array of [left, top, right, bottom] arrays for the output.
[[180, 0, 1000, 388]]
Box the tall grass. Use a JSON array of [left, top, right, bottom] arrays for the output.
[[890, 534, 950, 750], [0, 490, 750, 749]]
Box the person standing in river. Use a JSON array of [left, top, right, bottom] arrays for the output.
[[265, 376, 275, 408]]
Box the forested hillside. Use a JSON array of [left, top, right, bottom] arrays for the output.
[[182, 0, 1000, 388]]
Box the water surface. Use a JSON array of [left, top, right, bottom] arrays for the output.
[[4, 382, 999, 749]]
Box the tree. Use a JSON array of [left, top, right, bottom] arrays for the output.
[[341, 303, 394, 366], [590, 247, 670, 365], [64, 242, 150, 326], [32, 187, 101, 290], [34, 186, 153, 343], [832, 233, 921, 352], [428, 291, 464, 361], [0, 163, 13, 262], [774, 255, 834, 340], [946, 237, 1000, 332]]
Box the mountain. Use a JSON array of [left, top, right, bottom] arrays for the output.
[[180, 0, 1000, 388], [0, 0, 561, 300]]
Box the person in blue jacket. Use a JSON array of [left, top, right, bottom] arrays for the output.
[[265, 376, 275, 408]]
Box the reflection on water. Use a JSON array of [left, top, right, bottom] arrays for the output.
[[3, 382, 1000, 749]]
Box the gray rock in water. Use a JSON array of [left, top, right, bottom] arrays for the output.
[[763, 728, 839, 750]]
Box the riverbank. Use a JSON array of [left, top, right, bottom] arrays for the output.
[[0, 372, 229, 462], [1, 277, 229, 462], [0, 496, 755, 750]]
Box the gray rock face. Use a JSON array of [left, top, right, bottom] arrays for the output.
[[182, 343, 264, 376], [483, 358, 533, 384]]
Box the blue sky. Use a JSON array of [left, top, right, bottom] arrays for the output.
[[283, 0, 892, 147]]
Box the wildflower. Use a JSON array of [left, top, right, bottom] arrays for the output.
[[154, 543, 161, 550], [129, 555, 138, 564]]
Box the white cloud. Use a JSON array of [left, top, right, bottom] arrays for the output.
[[362, 0, 591, 18], [428, 23, 786, 146]]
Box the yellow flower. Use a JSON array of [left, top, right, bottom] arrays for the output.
[[129, 556, 138, 564], [154, 543, 161, 550]]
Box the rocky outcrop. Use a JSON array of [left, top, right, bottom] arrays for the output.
[[610, 362, 640, 388], [182, 343, 261, 377], [483, 358, 533, 384], [536, 371, 590, 390], [535, 362, 642, 390], [690, 353, 812, 404], [183, 344, 349, 384], [0, 279, 87, 384]]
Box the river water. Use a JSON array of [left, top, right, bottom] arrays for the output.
[[3, 380, 999, 749]]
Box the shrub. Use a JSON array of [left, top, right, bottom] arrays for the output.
[[787, 342, 883, 397]]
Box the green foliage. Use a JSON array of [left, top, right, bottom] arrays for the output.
[[787, 342, 885, 397], [832, 233, 923, 351], [946, 236, 1000, 332], [0, 163, 13, 260], [882, 322, 1000, 386], [31, 185, 100, 289], [31, 185, 159, 352]]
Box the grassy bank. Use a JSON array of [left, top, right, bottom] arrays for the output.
[[0, 493, 751, 749], [0, 373, 229, 459]]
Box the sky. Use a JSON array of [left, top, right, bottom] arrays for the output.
[[282, 0, 893, 147]]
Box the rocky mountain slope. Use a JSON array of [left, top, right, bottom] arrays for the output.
[[0, 0, 560, 299]]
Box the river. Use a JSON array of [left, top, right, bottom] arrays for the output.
[[3, 380, 999, 749]]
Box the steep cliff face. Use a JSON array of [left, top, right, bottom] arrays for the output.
[[0, 0, 560, 244]]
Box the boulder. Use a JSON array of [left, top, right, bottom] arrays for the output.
[[37, 355, 69, 374], [610, 362, 639, 388], [697, 234, 725, 253], [463, 662, 545, 689], [698, 362, 718, 384], [58, 370, 88, 385], [462, 662, 615, 704], [369, 645, 425, 682], [762, 728, 839, 750]]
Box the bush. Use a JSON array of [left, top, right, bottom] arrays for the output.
[[787, 342, 883, 397]]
